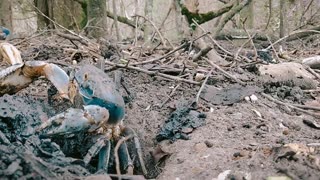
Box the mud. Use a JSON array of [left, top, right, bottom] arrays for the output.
[[156, 100, 206, 142]]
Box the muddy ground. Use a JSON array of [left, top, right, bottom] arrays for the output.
[[0, 34, 320, 180]]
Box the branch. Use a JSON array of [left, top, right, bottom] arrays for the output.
[[105, 10, 145, 31], [104, 61, 201, 85], [177, 0, 234, 25], [213, 0, 253, 37]]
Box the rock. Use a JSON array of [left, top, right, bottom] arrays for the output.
[[194, 142, 207, 152], [258, 62, 318, 89], [204, 140, 214, 148]]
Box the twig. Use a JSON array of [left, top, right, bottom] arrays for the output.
[[302, 89, 320, 93], [266, 29, 320, 50], [292, 104, 320, 111], [159, 83, 181, 108], [130, 32, 209, 66], [204, 57, 245, 85], [134, 15, 167, 47], [241, 18, 258, 60], [261, 93, 320, 118], [32, 4, 88, 41], [131, 42, 187, 65], [266, 35, 280, 62], [192, 19, 243, 61], [13, 31, 48, 46], [195, 68, 213, 104], [305, 66, 320, 81], [56, 32, 88, 46], [298, 0, 314, 27], [234, 35, 253, 60], [114, 135, 134, 177], [212, 0, 252, 37], [104, 61, 201, 85]]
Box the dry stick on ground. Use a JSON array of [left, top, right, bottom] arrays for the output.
[[305, 66, 320, 81], [234, 34, 255, 60], [56, 32, 88, 46], [159, 83, 181, 108], [195, 68, 213, 104], [192, 19, 244, 62], [261, 93, 320, 119], [292, 104, 320, 111], [134, 15, 167, 47], [241, 19, 258, 60], [105, 60, 201, 85], [13, 31, 48, 46], [130, 32, 209, 66], [203, 57, 245, 85], [266, 35, 280, 62], [266, 29, 320, 50]]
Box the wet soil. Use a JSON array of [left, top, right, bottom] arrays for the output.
[[0, 34, 320, 180]]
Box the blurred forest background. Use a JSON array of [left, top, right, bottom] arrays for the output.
[[0, 0, 319, 44]]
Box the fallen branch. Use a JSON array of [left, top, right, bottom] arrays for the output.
[[104, 61, 201, 85], [213, 0, 252, 37], [178, 0, 234, 25], [261, 93, 320, 119], [56, 32, 88, 46], [266, 29, 320, 50], [130, 32, 209, 66], [195, 68, 213, 104], [292, 104, 320, 111], [204, 57, 245, 85], [106, 9, 144, 31], [159, 83, 181, 108]]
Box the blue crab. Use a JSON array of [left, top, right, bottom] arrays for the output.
[[39, 64, 147, 175], [0, 42, 147, 176]]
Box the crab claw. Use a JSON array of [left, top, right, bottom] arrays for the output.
[[26, 61, 70, 99], [0, 60, 70, 98], [0, 42, 22, 65], [38, 105, 109, 137]]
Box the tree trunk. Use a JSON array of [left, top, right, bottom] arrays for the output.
[[87, 0, 108, 38]]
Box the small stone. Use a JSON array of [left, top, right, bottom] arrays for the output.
[[244, 96, 250, 102], [194, 142, 207, 152], [282, 129, 289, 135], [233, 150, 248, 157], [204, 140, 214, 148], [250, 94, 258, 102], [181, 127, 193, 134], [239, 150, 249, 157], [177, 158, 184, 164], [195, 73, 205, 82], [72, 60, 77, 65]]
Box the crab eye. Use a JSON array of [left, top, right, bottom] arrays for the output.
[[84, 73, 89, 81]]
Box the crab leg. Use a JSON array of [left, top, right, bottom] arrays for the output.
[[122, 127, 148, 176], [97, 140, 111, 172], [38, 105, 110, 136], [83, 136, 110, 166], [118, 141, 134, 175]]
